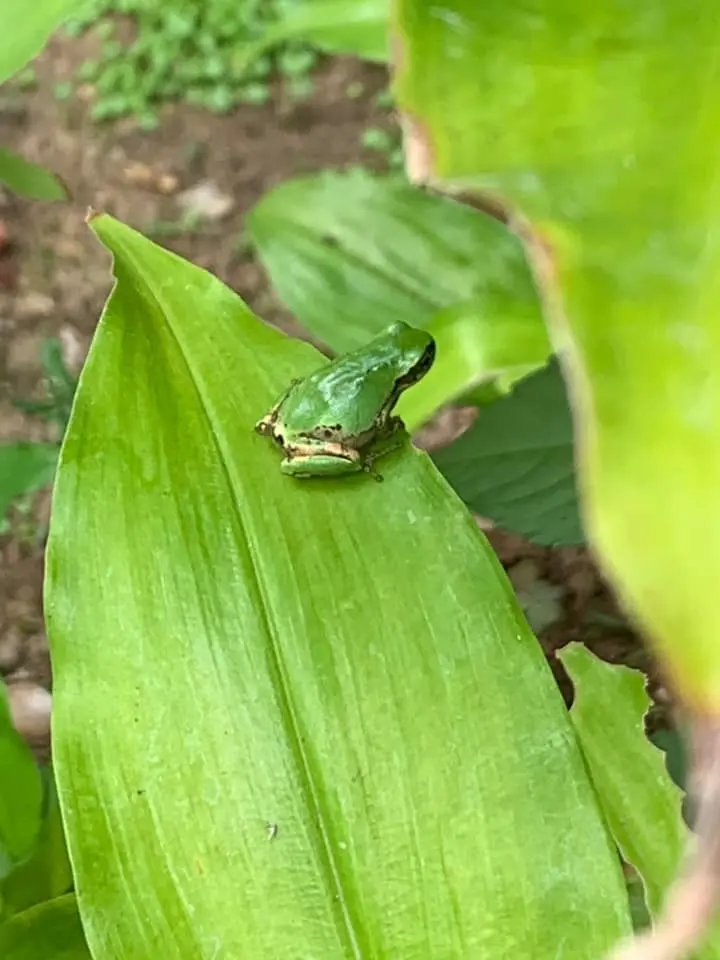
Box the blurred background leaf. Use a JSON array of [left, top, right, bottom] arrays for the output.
[[399, 294, 550, 431], [0, 445, 59, 521], [1, 769, 73, 919], [392, 0, 720, 712], [0, 894, 89, 959], [433, 360, 582, 545], [560, 645, 684, 918], [0, 686, 43, 881], [0, 0, 83, 84], [0, 149, 66, 201], [248, 168, 549, 428], [247, 169, 543, 349]]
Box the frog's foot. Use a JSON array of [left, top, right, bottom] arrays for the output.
[[359, 432, 407, 482], [361, 460, 385, 483], [254, 414, 275, 436]]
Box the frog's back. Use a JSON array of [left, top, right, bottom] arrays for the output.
[[281, 352, 399, 436]]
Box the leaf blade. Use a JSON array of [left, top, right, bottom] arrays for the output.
[[560, 644, 685, 915], [392, 0, 720, 709], [47, 215, 630, 956], [247, 169, 540, 351], [0, 149, 65, 202], [0, 686, 43, 879], [0, 0, 82, 85], [0, 895, 89, 960], [433, 361, 582, 545]]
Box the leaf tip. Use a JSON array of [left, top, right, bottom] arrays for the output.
[[51, 173, 71, 202], [85, 206, 102, 225]]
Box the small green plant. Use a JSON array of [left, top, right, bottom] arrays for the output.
[[0, 338, 77, 535], [62, 0, 319, 124], [361, 124, 403, 170], [13, 338, 77, 439]]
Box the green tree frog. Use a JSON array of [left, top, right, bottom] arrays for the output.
[[255, 321, 436, 479]]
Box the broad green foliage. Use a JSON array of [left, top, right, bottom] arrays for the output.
[[0, 687, 43, 879], [433, 361, 582, 545], [0, 149, 65, 201], [650, 728, 687, 793], [561, 648, 720, 956], [248, 169, 549, 429], [0, 895, 89, 960], [0, 0, 82, 84], [45, 215, 630, 956], [404, 295, 548, 431], [248, 169, 538, 350], [560, 646, 684, 917], [394, 2, 720, 708]]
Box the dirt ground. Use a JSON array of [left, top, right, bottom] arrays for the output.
[[0, 35, 664, 751]]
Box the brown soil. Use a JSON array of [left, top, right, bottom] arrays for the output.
[[0, 35, 659, 752]]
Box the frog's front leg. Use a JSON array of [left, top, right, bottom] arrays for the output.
[[255, 379, 302, 437], [281, 439, 364, 478]]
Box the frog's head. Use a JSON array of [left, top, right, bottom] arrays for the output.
[[385, 321, 437, 388]]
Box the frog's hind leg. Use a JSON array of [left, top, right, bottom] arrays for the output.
[[281, 454, 360, 478], [281, 439, 363, 478]]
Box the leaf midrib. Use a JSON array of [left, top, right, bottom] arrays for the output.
[[111, 233, 365, 959]]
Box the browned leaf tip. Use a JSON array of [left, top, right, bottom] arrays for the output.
[[446, 190, 512, 225]]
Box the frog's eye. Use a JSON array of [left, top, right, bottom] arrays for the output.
[[402, 338, 436, 384]]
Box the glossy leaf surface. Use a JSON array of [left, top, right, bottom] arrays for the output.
[[46, 215, 630, 957]]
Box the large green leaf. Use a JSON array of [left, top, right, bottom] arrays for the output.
[[560, 647, 720, 957], [0, 0, 82, 84], [0, 444, 59, 520], [399, 294, 550, 431], [0, 149, 65, 202], [560, 645, 684, 917], [392, 1, 720, 709], [433, 360, 582, 545], [0, 686, 43, 879], [46, 215, 630, 956], [247, 169, 542, 349], [0, 895, 89, 960], [248, 169, 549, 428]]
